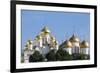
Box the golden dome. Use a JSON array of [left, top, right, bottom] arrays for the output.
[[24, 39, 32, 51], [69, 34, 80, 42], [54, 40, 58, 45], [41, 26, 50, 33], [64, 40, 72, 48], [36, 35, 42, 40], [80, 40, 89, 48], [26, 41, 29, 45], [27, 40, 33, 44], [40, 31, 44, 37], [51, 36, 56, 41]]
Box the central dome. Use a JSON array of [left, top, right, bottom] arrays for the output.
[[69, 34, 80, 42], [41, 26, 50, 33], [36, 35, 42, 40]]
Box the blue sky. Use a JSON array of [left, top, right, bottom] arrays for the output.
[[21, 10, 90, 50]]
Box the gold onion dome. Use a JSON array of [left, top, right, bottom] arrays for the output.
[[51, 36, 56, 41], [26, 40, 32, 45], [26, 41, 29, 45], [69, 34, 80, 42], [41, 26, 50, 33], [80, 40, 89, 48], [40, 31, 44, 36], [54, 40, 58, 45], [27, 40, 33, 44], [36, 35, 42, 40], [64, 40, 72, 48]]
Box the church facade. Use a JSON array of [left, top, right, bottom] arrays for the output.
[[23, 26, 89, 63]]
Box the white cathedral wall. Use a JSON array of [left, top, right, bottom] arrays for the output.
[[45, 34, 51, 44], [72, 42, 80, 47], [41, 45, 50, 55], [47, 34, 50, 42], [38, 39, 42, 48], [68, 48, 72, 55], [24, 51, 30, 63], [85, 48, 89, 55], [42, 37, 45, 44], [35, 47, 41, 52], [83, 48, 89, 55], [35, 39, 42, 48], [33, 41, 38, 47], [72, 42, 80, 54], [29, 44, 33, 50], [55, 45, 58, 50], [80, 48, 89, 55], [72, 47, 80, 54], [32, 40, 37, 47]]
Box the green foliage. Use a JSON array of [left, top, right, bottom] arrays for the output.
[[29, 51, 45, 62], [56, 49, 72, 61], [29, 49, 89, 62], [46, 49, 72, 61], [77, 54, 87, 60], [46, 50, 57, 61]]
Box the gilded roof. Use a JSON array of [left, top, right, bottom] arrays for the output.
[[69, 34, 80, 42], [36, 35, 42, 40], [27, 40, 33, 44], [64, 40, 72, 48], [80, 40, 89, 48], [41, 26, 50, 33]]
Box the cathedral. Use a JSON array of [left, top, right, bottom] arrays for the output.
[[59, 34, 89, 59], [23, 26, 89, 63], [24, 26, 58, 63]]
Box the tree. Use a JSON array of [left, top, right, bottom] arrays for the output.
[[29, 51, 45, 62], [56, 49, 72, 61], [46, 50, 57, 61], [77, 54, 87, 60]]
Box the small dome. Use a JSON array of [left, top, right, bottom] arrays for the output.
[[54, 40, 58, 45], [26, 41, 29, 45], [41, 26, 50, 33], [40, 31, 44, 37], [51, 36, 56, 41], [64, 40, 72, 48], [27, 40, 33, 44], [36, 35, 42, 40], [69, 34, 80, 42], [80, 40, 89, 48]]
